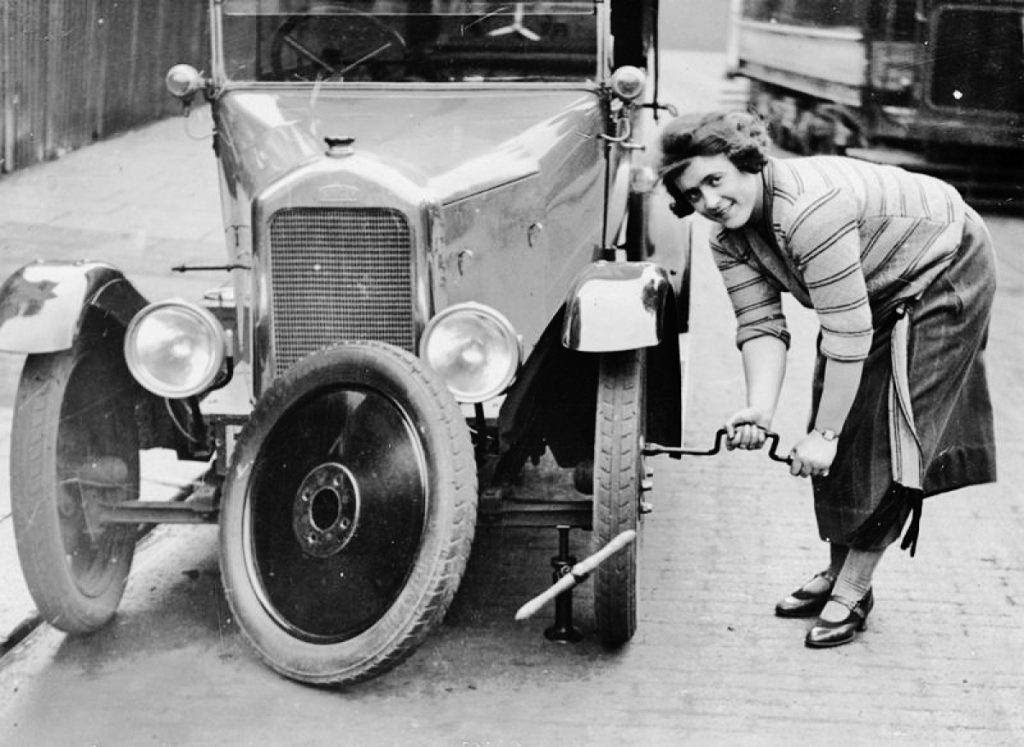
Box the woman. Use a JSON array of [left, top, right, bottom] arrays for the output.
[[658, 111, 997, 648]]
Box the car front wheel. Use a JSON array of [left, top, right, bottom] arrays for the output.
[[11, 331, 141, 633], [592, 348, 646, 646]]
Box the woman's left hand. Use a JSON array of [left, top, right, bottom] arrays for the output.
[[789, 431, 838, 478]]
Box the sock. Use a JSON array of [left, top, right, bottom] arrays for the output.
[[820, 548, 884, 622], [796, 543, 848, 596], [829, 543, 849, 577]]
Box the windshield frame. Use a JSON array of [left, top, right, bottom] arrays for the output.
[[220, 1, 597, 14], [209, 0, 608, 88]]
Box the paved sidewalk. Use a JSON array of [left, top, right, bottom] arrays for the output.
[[0, 105, 223, 649]]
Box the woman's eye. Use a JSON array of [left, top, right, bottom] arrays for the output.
[[709, 175, 722, 186]]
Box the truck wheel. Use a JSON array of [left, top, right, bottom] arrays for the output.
[[592, 349, 645, 646], [219, 342, 477, 686], [11, 337, 140, 633]]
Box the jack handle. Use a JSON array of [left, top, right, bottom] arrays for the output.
[[644, 428, 792, 464], [514, 530, 637, 621]]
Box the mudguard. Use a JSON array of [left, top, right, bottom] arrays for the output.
[[561, 260, 672, 352], [0, 261, 148, 353]]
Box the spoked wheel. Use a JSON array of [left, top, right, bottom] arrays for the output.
[[219, 342, 477, 686], [592, 348, 646, 646], [11, 332, 141, 632], [270, 10, 407, 81]]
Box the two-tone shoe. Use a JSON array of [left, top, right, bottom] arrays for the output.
[[804, 589, 874, 649], [774, 571, 836, 618]]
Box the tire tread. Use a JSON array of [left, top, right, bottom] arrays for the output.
[[593, 349, 643, 646]]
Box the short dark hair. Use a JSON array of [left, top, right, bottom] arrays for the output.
[[657, 111, 771, 217]]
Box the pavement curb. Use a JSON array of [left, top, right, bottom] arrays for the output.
[[0, 614, 40, 658]]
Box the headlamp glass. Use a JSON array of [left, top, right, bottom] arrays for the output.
[[420, 303, 519, 403], [124, 300, 226, 398]]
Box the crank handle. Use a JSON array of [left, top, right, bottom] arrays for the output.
[[514, 530, 637, 621], [644, 428, 792, 464]]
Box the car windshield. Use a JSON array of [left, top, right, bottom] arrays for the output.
[[220, 1, 599, 83]]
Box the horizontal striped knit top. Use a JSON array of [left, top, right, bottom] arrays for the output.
[[710, 156, 967, 361]]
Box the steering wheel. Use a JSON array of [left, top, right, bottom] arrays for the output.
[[269, 9, 408, 82]]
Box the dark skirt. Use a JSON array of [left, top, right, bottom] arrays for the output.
[[810, 207, 998, 552]]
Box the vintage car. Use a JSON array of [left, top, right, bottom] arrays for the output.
[[0, 0, 688, 686]]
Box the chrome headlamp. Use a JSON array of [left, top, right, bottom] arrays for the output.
[[124, 300, 227, 398], [609, 65, 647, 101], [165, 64, 205, 100], [420, 302, 520, 403]]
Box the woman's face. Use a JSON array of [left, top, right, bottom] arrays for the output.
[[672, 153, 762, 230]]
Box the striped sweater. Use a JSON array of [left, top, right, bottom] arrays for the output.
[[710, 156, 967, 361]]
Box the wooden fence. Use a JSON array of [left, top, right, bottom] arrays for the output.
[[0, 0, 208, 175]]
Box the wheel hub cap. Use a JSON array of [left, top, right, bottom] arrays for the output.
[[292, 463, 359, 558]]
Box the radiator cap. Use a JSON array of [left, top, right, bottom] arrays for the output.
[[325, 136, 355, 158]]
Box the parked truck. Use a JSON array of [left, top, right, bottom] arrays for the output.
[[732, 0, 1024, 208]]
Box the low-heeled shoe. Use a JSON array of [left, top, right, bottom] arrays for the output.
[[804, 589, 874, 649], [774, 572, 836, 618]]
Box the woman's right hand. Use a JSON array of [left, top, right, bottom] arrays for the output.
[[725, 408, 772, 450]]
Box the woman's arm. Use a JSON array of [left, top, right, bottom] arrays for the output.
[[726, 340, 864, 476], [788, 356, 864, 478], [815, 357, 862, 434], [782, 187, 871, 475], [725, 335, 787, 449]]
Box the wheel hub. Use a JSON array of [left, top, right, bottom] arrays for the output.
[[292, 463, 359, 558]]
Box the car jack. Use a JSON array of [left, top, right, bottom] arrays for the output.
[[543, 525, 582, 642], [515, 527, 637, 640]]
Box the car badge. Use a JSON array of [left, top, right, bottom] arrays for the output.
[[319, 184, 359, 203]]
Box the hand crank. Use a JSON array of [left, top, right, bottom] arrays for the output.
[[644, 427, 792, 464]]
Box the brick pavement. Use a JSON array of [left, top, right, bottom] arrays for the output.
[[636, 222, 1024, 744], [642, 55, 1024, 743], [0, 50, 1022, 745]]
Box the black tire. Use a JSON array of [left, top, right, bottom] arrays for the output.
[[11, 336, 140, 633], [592, 349, 645, 646], [219, 342, 477, 686]]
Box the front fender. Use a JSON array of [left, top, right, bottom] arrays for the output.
[[561, 260, 672, 352], [0, 261, 148, 353]]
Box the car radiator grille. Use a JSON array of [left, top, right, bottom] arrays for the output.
[[268, 207, 415, 376]]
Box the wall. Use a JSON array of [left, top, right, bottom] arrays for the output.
[[0, 0, 208, 174]]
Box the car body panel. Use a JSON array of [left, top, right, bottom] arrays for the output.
[[0, 261, 147, 353], [562, 260, 671, 352], [214, 88, 598, 201], [214, 86, 613, 382]]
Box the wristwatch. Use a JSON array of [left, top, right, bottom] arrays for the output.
[[814, 427, 839, 442]]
